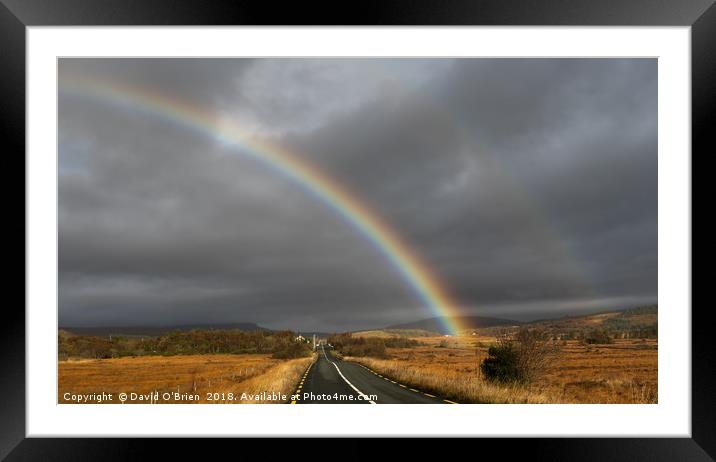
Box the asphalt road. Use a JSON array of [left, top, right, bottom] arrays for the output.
[[293, 345, 451, 404]]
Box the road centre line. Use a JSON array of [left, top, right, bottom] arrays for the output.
[[321, 346, 376, 404], [319, 347, 460, 404]]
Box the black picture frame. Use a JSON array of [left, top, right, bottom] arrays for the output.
[[2, 0, 710, 459]]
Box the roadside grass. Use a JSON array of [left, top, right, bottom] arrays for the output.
[[231, 355, 315, 403], [345, 356, 555, 404]]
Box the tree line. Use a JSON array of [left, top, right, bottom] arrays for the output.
[[59, 329, 312, 360]]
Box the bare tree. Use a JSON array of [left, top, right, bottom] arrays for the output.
[[481, 327, 559, 384], [514, 328, 559, 383]]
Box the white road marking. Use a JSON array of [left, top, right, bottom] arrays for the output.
[[321, 346, 376, 404], [325, 352, 450, 403]]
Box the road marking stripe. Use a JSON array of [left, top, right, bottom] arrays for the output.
[[350, 360, 453, 404], [322, 349, 454, 404], [291, 359, 316, 404], [329, 361, 377, 404], [321, 346, 376, 404]]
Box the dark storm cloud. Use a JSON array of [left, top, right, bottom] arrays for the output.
[[58, 58, 657, 331], [283, 59, 657, 312], [60, 58, 255, 106]]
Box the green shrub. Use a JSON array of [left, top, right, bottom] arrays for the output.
[[480, 342, 522, 383], [480, 328, 559, 384]]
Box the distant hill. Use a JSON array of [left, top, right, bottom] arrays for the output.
[[60, 322, 268, 338], [530, 305, 656, 325], [386, 316, 521, 334], [525, 305, 657, 337], [352, 329, 436, 338], [58, 329, 76, 339], [382, 305, 657, 336]]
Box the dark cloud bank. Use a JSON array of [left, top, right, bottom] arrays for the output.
[[58, 58, 657, 332]]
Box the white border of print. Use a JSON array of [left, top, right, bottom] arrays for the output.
[[27, 27, 690, 437]]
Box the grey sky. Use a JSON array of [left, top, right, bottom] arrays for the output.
[[58, 58, 657, 331]]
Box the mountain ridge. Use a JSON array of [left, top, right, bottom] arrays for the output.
[[385, 315, 521, 334], [60, 322, 268, 338], [60, 305, 657, 338]]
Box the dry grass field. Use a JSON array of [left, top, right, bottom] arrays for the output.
[[346, 334, 657, 404], [59, 354, 314, 404]]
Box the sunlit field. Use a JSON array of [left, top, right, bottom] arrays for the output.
[[346, 335, 657, 404], [59, 354, 313, 404]]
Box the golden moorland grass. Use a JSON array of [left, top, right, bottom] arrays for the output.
[[346, 335, 657, 404], [58, 354, 314, 404], [352, 329, 435, 338]]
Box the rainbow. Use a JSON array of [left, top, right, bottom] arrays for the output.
[[59, 77, 464, 334]]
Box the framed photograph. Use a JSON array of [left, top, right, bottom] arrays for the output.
[[4, 0, 710, 458]]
